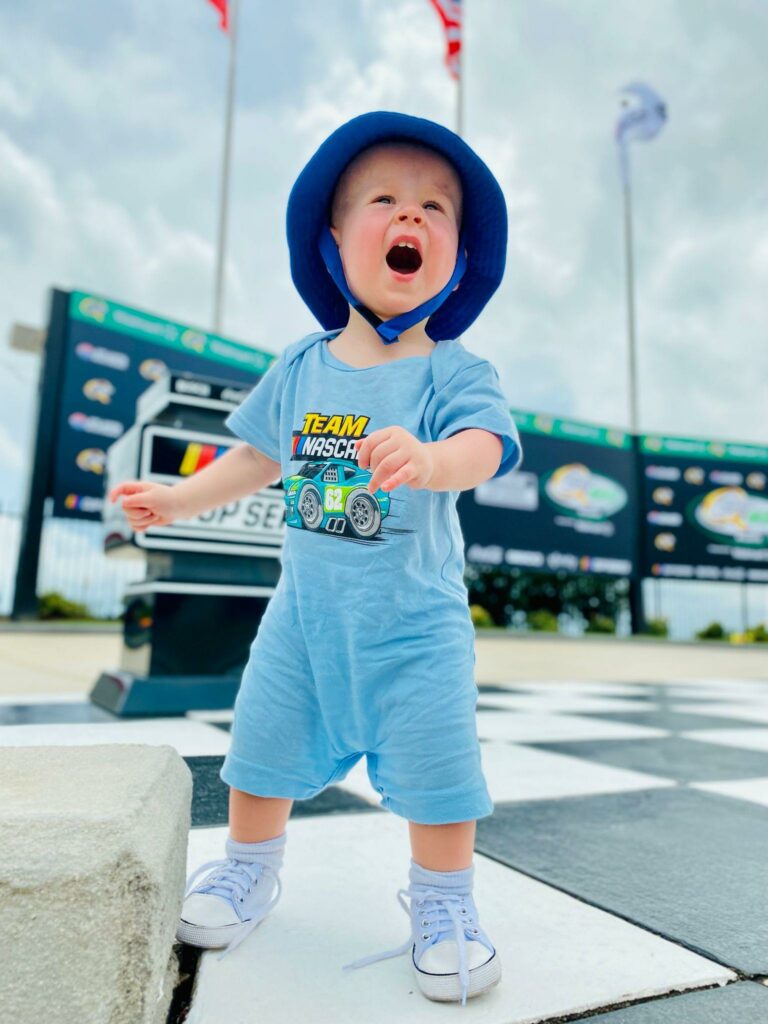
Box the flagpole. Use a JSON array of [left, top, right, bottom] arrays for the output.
[[621, 154, 639, 435], [615, 84, 667, 433], [620, 139, 646, 636], [212, 0, 240, 335], [614, 84, 667, 635]]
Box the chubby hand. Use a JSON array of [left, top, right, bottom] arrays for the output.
[[354, 426, 434, 493], [108, 480, 182, 532]]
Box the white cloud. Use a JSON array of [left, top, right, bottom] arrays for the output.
[[0, 76, 32, 119]]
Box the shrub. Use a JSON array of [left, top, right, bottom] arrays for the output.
[[470, 604, 494, 628], [585, 614, 616, 634], [644, 617, 669, 637], [38, 591, 90, 621], [732, 624, 768, 644], [527, 608, 559, 632], [696, 621, 728, 641]]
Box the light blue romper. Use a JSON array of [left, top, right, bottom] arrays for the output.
[[219, 328, 522, 824]]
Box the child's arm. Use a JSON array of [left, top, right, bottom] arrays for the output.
[[173, 444, 282, 517], [356, 427, 502, 494], [423, 429, 503, 491], [109, 444, 281, 530]]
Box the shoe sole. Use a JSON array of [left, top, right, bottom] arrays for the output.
[[412, 949, 502, 1002], [175, 915, 267, 950]]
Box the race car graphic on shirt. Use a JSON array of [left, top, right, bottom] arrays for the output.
[[282, 409, 413, 542], [283, 459, 391, 538]]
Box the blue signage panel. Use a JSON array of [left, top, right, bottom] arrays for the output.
[[458, 411, 638, 578], [50, 291, 271, 520], [639, 433, 768, 583]]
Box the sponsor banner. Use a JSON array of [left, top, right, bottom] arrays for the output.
[[51, 291, 271, 520], [639, 432, 768, 583], [459, 410, 637, 578]]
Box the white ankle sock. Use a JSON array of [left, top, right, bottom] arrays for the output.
[[225, 831, 286, 871], [409, 858, 474, 892]]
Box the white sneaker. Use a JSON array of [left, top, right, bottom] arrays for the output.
[[342, 880, 500, 1005], [176, 856, 283, 958]]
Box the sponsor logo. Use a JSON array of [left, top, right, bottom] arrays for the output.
[[74, 341, 130, 371], [83, 377, 116, 404]]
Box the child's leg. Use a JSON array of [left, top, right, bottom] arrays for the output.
[[229, 788, 294, 843], [408, 819, 476, 871]]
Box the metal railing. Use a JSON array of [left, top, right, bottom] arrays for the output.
[[0, 506, 144, 620]]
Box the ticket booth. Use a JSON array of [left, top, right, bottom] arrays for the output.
[[90, 369, 283, 716]]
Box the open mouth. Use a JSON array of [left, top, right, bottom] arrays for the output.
[[385, 243, 423, 275]]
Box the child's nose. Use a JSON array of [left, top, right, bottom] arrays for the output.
[[397, 206, 423, 223]]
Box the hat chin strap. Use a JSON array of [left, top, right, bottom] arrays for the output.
[[318, 225, 468, 344]]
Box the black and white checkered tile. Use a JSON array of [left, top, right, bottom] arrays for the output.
[[2, 677, 768, 1022]]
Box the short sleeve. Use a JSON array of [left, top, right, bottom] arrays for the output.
[[433, 359, 523, 478], [224, 352, 285, 463]]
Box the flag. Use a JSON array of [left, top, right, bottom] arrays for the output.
[[207, 0, 229, 32], [427, 0, 461, 81], [615, 82, 668, 185]]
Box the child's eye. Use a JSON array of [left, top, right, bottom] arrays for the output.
[[374, 196, 442, 211]]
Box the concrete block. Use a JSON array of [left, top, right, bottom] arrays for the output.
[[0, 744, 193, 1023]]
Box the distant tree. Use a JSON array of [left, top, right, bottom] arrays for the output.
[[465, 565, 629, 630]]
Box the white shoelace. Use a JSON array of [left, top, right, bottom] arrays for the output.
[[341, 886, 477, 1006], [182, 857, 283, 960]]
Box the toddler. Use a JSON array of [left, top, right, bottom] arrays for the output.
[[110, 110, 522, 1006]]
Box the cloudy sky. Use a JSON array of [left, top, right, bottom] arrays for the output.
[[1, 0, 766, 628]]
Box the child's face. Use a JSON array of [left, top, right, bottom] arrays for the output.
[[329, 143, 463, 326]]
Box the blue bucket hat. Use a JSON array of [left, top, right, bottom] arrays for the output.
[[285, 110, 507, 345]]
